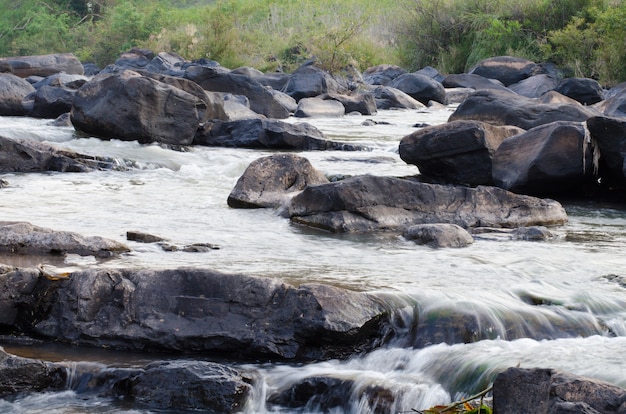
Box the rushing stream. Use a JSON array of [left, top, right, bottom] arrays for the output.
[[1, 108, 625, 413]]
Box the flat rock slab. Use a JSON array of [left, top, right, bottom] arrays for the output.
[[287, 175, 567, 233]]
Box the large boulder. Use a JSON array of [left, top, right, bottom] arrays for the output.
[[0, 73, 35, 116], [190, 70, 291, 118], [468, 56, 539, 86], [282, 65, 344, 101], [10, 267, 393, 360], [231, 66, 291, 90], [448, 89, 601, 130], [399, 120, 524, 186], [194, 118, 366, 151], [595, 86, 626, 119], [555, 77, 605, 105], [0, 135, 124, 173], [0, 53, 84, 77], [493, 367, 626, 414], [371, 86, 425, 110], [70, 70, 209, 145], [321, 92, 377, 115], [508, 74, 559, 98], [227, 154, 329, 208], [441, 73, 511, 93], [0, 221, 130, 258], [586, 116, 626, 189], [0, 348, 67, 398], [362, 64, 407, 86], [492, 121, 595, 195], [25, 85, 76, 118], [287, 175, 568, 233], [389, 73, 447, 105], [294, 97, 345, 118]]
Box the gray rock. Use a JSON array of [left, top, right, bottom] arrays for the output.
[[594, 87, 626, 119], [556, 77, 605, 105], [321, 92, 377, 115], [362, 64, 407, 86], [283, 65, 345, 101], [512, 226, 554, 241], [399, 120, 524, 186], [287, 175, 568, 233], [586, 116, 626, 189], [228, 154, 329, 208], [0, 221, 130, 258], [403, 223, 474, 248], [389, 72, 447, 105], [508, 74, 559, 98], [468, 56, 539, 86], [371, 85, 425, 110], [442, 73, 511, 93], [27, 85, 76, 118], [294, 97, 345, 118], [0, 73, 36, 116], [0, 348, 67, 398], [0, 53, 84, 77]]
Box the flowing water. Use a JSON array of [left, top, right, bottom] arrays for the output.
[[0, 108, 625, 413]]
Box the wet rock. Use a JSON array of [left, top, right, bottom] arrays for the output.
[[126, 231, 166, 243], [399, 120, 524, 186], [287, 175, 568, 233], [555, 77, 605, 105], [0, 73, 36, 116], [0, 348, 67, 398], [0, 53, 84, 78], [129, 360, 251, 413], [512, 226, 554, 241], [493, 367, 626, 414], [492, 121, 595, 196], [181, 243, 220, 252], [228, 154, 329, 208], [468, 56, 539, 86], [371, 85, 425, 110], [14, 267, 392, 360], [389, 72, 447, 105], [363, 64, 407, 86], [449, 89, 600, 130], [49, 112, 72, 127], [403, 223, 474, 248], [586, 116, 626, 189], [194, 118, 366, 151], [294, 97, 345, 118], [0, 135, 125, 172], [70, 70, 210, 146], [283, 64, 345, 101], [0, 222, 130, 258], [269, 376, 353, 411]]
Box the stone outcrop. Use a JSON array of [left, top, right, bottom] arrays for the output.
[[287, 175, 568, 233], [227, 154, 329, 208]]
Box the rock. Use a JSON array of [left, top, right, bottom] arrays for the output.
[[0, 348, 66, 398], [389, 73, 447, 105], [231, 66, 291, 90], [468, 56, 539, 86], [222, 93, 263, 120], [0, 53, 84, 77], [0, 73, 36, 116], [416, 66, 445, 82], [287, 175, 568, 233], [362, 64, 407, 86], [441, 73, 511, 93], [283, 65, 344, 101], [31, 73, 89, 90], [511, 226, 554, 241], [228, 154, 330, 208], [399, 120, 524, 186], [110, 48, 153, 71], [445, 87, 477, 104], [126, 231, 166, 243], [371, 85, 426, 110], [555, 77, 605, 105], [492, 121, 595, 195], [493, 367, 626, 414], [268, 376, 353, 411], [586, 116, 626, 188], [594, 87, 626, 119], [403, 223, 474, 248], [0, 135, 125, 172], [143, 51, 186, 75], [0, 266, 41, 326], [26, 85, 76, 118], [70, 70, 209, 146], [508, 74, 559, 98], [190, 70, 291, 119], [294, 97, 345, 118], [50, 113, 72, 127], [449, 89, 601, 130], [0, 221, 130, 258], [129, 360, 251, 413], [194, 118, 366, 151], [21, 267, 392, 360], [321, 92, 377, 115]]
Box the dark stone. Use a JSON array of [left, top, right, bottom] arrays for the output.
[[363, 64, 407, 86], [508, 74, 559, 98], [449, 89, 600, 130], [70, 70, 210, 145], [0, 53, 84, 78], [399, 120, 524, 186], [321, 92, 377, 115], [403, 223, 474, 248], [0, 221, 130, 257], [555, 77, 605, 105], [389, 73, 447, 105], [586, 116, 626, 189], [371, 85, 425, 110], [27, 85, 76, 118], [231, 66, 291, 90], [31, 73, 89, 90], [129, 360, 251, 413], [126, 231, 166, 243], [287, 175, 568, 233], [442, 73, 511, 93], [595, 86, 626, 119], [0, 348, 67, 398], [511, 226, 554, 241], [0, 73, 36, 116], [268, 376, 353, 410], [194, 118, 366, 151], [492, 121, 595, 195], [283, 65, 345, 101], [228, 154, 329, 208], [468, 56, 538, 86]]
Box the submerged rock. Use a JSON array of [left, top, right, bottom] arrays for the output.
[[0, 348, 66, 398], [287, 175, 567, 233], [403, 223, 474, 248]]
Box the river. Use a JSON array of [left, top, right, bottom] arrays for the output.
[[0, 108, 625, 413]]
